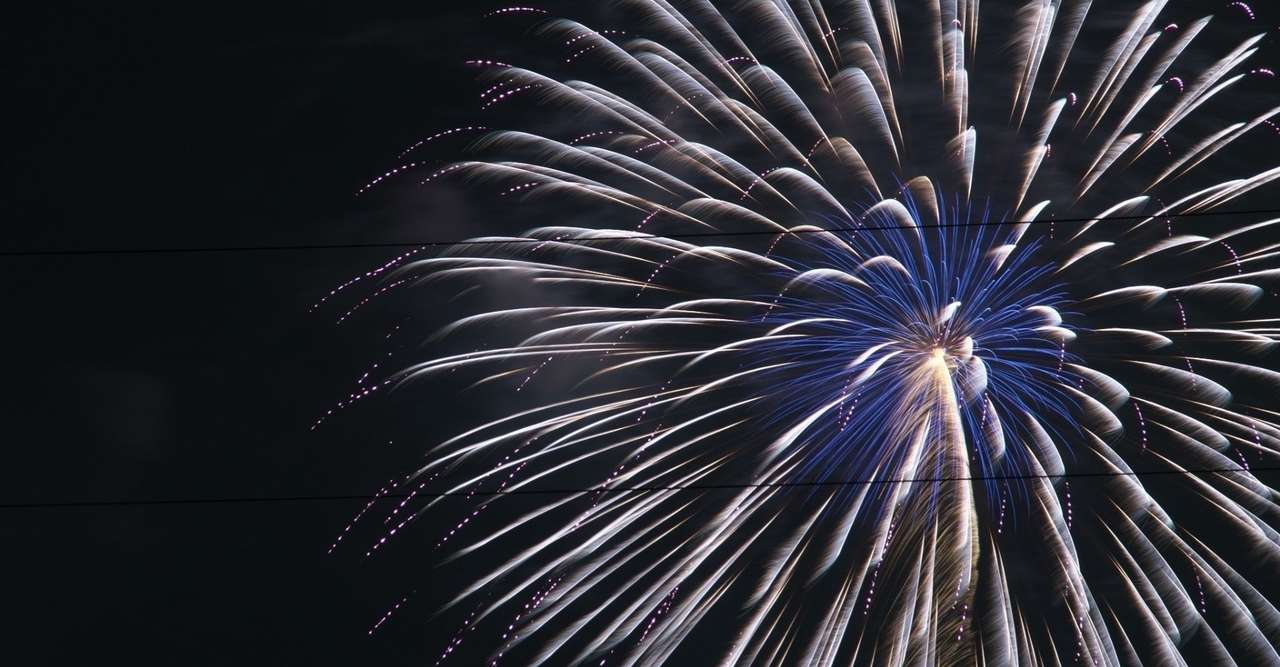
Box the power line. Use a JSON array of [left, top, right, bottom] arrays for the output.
[[4, 207, 1279, 258], [3, 464, 1275, 510]]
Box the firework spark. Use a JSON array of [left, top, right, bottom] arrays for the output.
[[330, 2, 1280, 664]]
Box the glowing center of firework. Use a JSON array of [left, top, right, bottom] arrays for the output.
[[929, 345, 951, 369], [908, 301, 975, 369], [921, 338, 971, 371], [912, 332, 984, 402], [914, 301, 975, 373]]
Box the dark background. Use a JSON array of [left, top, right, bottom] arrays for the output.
[[6, 3, 506, 663], [7, 2, 1280, 664]]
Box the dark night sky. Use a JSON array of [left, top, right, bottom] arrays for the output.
[[6, 3, 501, 662], [7, 2, 1280, 665]]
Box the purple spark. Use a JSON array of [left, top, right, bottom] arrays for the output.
[[1229, 2, 1256, 21], [484, 7, 547, 18]]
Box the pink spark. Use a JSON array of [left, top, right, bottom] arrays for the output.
[[1164, 23, 1179, 32], [740, 167, 781, 201], [839, 385, 862, 430], [1194, 570, 1208, 613], [464, 59, 511, 68], [1067, 92, 1077, 106], [954, 601, 970, 641], [637, 254, 673, 296], [516, 355, 554, 391], [1248, 418, 1264, 456], [369, 594, 410, 635], [367, 477, 433, 556], [491, 575, 566, 665], [435, 605, 483, 665], [421, 163, 468, 185], [661, 93, 701, 121], [329, 478, 397, 554], [1251, 67, 1276, 77], [565, 29, 624, 47], [337, 278, 412, 324], [864, 562, 881, 614], [1134, 402, 1149, 452], [532, 232, 566, 253], [1220, 240, 1243, 273], [806, 137, 826, 158], [482, 83, 542, 110], [399, 126, 488, 158], [1229, 2, 1255, 21], [484, 7, 548, 18], [310, 376, 394, 430], [437, 440, 533, 548], [632, 139, 675, 155], [480, 78, 517, 100], [356, 161, 426, 196], [566, 44, 599, 63], [310, 249, 421, 312], [570, 130, 622, 145], [765, 231, 789, 257], [1236, 447, 1252, 472], [635, 209, 661, 230], [997, 490, 1007, 534], [639, 587, 679, 644], [1065, 482, 1073, 529], [500, 181, 541, 196]]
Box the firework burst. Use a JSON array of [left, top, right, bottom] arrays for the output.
[[330, 2, 1280, 664]]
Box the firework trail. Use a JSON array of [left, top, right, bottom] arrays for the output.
[[330, 2, 1280, 664]]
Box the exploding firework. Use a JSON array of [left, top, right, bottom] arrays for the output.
[[328, 1, 1280, 664]]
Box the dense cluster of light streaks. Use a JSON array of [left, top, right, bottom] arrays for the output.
[[325, 1, 1280, 664]]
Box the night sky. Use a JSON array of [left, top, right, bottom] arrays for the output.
[[8, 3, 492, 662], [8, 2, 1280, 665]]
